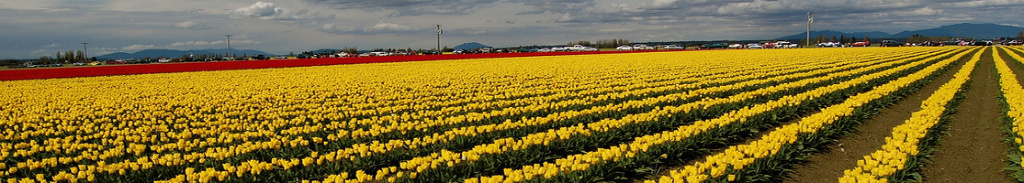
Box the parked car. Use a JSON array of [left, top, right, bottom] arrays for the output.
[[747, 43, 763, 49], [49, 63, 63, 67], [851, 41, 871, 47], [330, 52, 350, 57], [880, 40, 901, 47], [972, 40, 993, 46], [663, 45, 685, 50], [516, 48, 540, 53], [632, 44, 654, 50], [418, 50, 441, 55], [616, 45, 633, 51], [776, 41, 798, 48], [250, 54, 269, 60], [919, 41, 941, 46], [699, 43, 730, 49], [943, 39, 963, 46], [72, 62, 86, 66], [566, 45, 598, 51], [728, 44, 744, 49], [817, 42, 837, 47]]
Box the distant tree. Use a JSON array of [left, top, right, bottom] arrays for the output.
[[442, 46, 453, 52], [1018, 31, 1023, 41], [1, 59, 21, 66], [567, 40, 592, 46], [864, 35, 870, 42], [840, 35, 846, 44], [831, 36, 837, 43], [342, 47, 358, 54], [289, 52, 295, 56], [39, 56, 53, 64], [76, 50, 85, 62]]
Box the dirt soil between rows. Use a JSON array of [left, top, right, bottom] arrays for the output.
[[784, 49, 977, 183], [919, 48, 1010, 182]]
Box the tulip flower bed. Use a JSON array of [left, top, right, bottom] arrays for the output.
[[998, 46, 1024, 182], [0, 51, 656, 81], [2, 46, 1015, 183]]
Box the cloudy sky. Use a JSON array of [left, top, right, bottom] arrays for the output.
[[1, 0, 1022, 59]]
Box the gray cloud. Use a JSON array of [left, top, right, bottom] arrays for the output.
[[231, 1, 334, 22], [174, 21, 204, 29], [3, 0, 1024, 59], [302, 0, 494, 16]]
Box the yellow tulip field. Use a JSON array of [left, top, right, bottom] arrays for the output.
[[4, 46, 1024, 182]]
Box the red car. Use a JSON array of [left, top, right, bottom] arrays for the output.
[[851, 41, 871, 47]]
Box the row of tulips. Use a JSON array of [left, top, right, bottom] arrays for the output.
[[997, 46, 1024, 181], [639, 47, 976, 183], [163, 48, 920, 182], [353, 48, 956, 183], [457, 47, 966, 183], [1, 50, 866, 182], [3, 50, 852, 183], [838, 47, 983, 182], [0, 48, 959, 182]]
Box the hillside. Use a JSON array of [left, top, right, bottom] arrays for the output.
[[778, 23, 1024, 40], [98, 49, 273, 60]]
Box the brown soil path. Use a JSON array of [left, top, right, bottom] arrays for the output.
[[920, 48, 1010, 182], [784, 49, 971, 183]]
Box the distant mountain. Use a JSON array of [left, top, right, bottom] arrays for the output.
[[453, 42, 490, 50], [97, 49, 273, 60], [308, 49, 341, 54], [778, 31, 893, 40], [892, 23, 1024, 39], [779, 23, 1024, 40]]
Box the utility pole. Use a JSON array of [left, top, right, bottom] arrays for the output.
[[226, 35, 232, 60], [807, 12, 813, 48], [436, 25, 443, 52], [82, 42, 88, 62]]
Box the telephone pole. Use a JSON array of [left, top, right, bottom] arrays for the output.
[[436, 25, 443, 52], [226, 35, 232, 60], [807, 12, 813, 48], [82, 43, 88, 62]]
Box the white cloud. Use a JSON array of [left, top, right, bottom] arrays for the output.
[[232, 1, 284, 19], [170, 39, 261, 47], [170, 40, 223, 47], [174, 21, 202, 29], [230, 1, 332, 22], [369, 23, 412, 31], [122, 44, 156, 51]]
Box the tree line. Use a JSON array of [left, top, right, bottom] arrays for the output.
[[35, 50, 97, 65], [567, 39, 631, 48], [811, 35, 871, 44], [812, 31, 1024, 44]]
